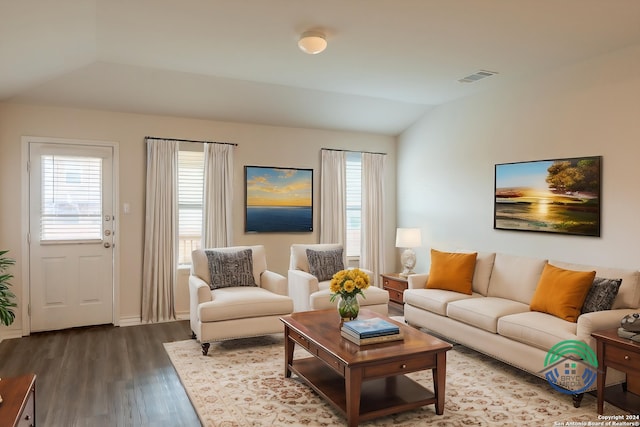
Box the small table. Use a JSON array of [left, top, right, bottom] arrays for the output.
[[0, 373, 36, 427], [592, 328, 640, 415], [280, 309, 452, 427], [381, 273, 409, 304]]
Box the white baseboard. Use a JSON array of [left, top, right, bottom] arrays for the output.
[[0, 314, 190, 339], [0, 329, 24, 343], [176, 310, 189, 320], [119, 316, 142, 327], [119, 312, 189, 327]]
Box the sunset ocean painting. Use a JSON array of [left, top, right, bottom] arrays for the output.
[[494, 157, 600, 236], [245, 166, 313, 232]]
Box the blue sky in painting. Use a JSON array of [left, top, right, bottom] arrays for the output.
[[246, 166, 312, 207], [496, 160, 553, 189]]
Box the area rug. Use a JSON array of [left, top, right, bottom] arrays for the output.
[[164, 335, 627, 427]]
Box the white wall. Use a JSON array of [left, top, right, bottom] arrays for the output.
[[398, 44, 640, 273], [0, 103, 396, 335]]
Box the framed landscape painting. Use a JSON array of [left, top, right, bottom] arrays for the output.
[[245, 166, 313, 233], [494, 156, 601, 236]]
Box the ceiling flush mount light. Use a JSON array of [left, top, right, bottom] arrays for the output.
[[298, 31, 327, 54]]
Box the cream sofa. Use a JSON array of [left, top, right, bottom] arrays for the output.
[[190, 245, 293, 355], [404, 251, 640, 405], [287, 243, 390, 314]]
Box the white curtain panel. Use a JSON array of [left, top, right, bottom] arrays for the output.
[[202, 143, 234, 248], [142, 138, 178, 322], [361, 152, 386, 287], [320, 149, 346, 245]]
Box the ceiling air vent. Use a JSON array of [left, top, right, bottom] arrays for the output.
[[458, 69, 499, 83]]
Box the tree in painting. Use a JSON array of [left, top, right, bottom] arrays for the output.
[[546, 158, 599, 195]]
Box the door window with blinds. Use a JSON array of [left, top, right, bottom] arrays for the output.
[[178, 148, 204, 264], [40, 154, 103, 242]]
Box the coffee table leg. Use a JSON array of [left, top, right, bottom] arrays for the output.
[[596, 340, 606, 414], [433, 352, 446, 415], [284, 326, 294, 378], [345, 367, 362, 427]]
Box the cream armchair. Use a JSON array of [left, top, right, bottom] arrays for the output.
[[189, 245, 293, 355], [287, 243, 389, 315]]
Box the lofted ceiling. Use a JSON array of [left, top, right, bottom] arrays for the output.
[[2, 0, 640, 136]]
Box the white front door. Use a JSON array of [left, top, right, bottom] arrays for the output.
[[28, 141, 115, 332]]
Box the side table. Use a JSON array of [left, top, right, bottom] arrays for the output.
[[0, 373, 36, 427], [381, 273, 408, 304], [592, 329, 640, 415]]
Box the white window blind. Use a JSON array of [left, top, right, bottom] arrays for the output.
[[345, 151, 362, 257], [178, 149, 204, 264], [40, 155, 102, 241]]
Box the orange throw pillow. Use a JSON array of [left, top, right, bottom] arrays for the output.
[[530, 263, 595, 322], [426, 249, 477, 295]]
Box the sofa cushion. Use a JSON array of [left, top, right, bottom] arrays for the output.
[[498, 311, 578, 353], [581, 277, 622, 314], [429, 250, 495, 295], [205, 249, 257, 290], [198, 287, 293, 322], [404, 288, 481, 316], [530, 263, 595, 322], [306, 248, 344, 281], [446, 297, 530, 333], [470, 252, 496, 296], [487, 253, 547, 304], [426, 249, 477, 295], [550, 260, 640, 310]]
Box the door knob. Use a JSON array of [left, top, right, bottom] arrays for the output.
[[104, 242, 111, 248]]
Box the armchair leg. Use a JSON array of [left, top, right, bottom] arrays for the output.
[[201, 343, 210, 356], [572, 393, 584, 408], [191, 331, 196, 339]]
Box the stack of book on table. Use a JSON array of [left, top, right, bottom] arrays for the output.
[[341, 317, 403, 345]]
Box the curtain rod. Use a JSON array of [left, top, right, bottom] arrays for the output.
[[145, 136, 237, 146], [321, 148, 386, 155]]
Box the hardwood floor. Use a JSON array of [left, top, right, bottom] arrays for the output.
[[388, 301, 404, 318], [0, 303, 404, 426], [0, 320, 201, 426]]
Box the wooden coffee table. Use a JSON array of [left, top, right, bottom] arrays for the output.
[[280, 309, 452, 427]]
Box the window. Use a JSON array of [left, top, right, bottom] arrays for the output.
[[345, 152, 361, 257], [178, 148, 204, 264], [41, 155, 103, 241]]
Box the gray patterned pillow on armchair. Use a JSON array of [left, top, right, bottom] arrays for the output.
[[205, 249, 257, 290], [306, 248, 344, 282]]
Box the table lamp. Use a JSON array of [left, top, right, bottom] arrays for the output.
[[395, 228, 422, 276]]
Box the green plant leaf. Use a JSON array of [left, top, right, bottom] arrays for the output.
[[0, 250, 17, 326]]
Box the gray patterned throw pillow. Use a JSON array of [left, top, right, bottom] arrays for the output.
[[581, 277, 622, 314], [306, 248, 344, 282], [205, 249, 257, 290]]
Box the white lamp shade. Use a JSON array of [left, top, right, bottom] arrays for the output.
[[298, 32, 327, 54], [395, 228, 422, 248]]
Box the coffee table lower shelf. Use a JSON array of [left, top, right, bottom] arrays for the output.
[[289, 356, 436, 422]]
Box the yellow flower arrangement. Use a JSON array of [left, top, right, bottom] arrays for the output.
[[329, 268, 370, 302]]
